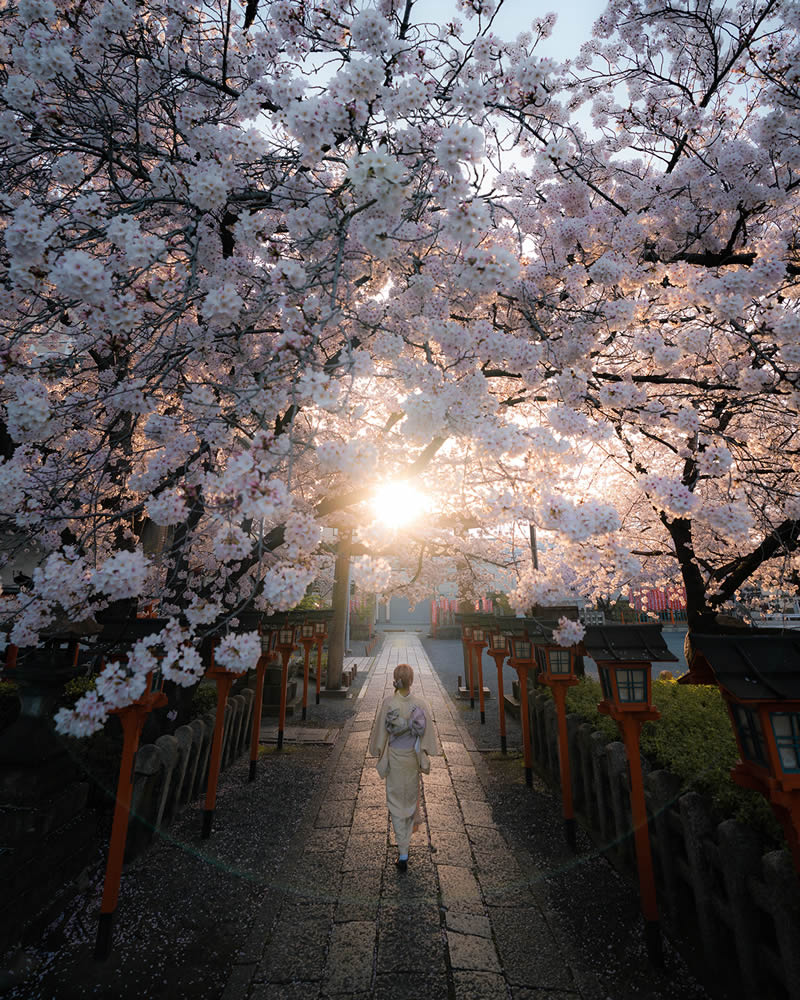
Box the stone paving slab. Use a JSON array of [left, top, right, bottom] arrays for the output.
[[336, 868, 383, 922], [325, 779, 361, 801], [453, 971, 509, 999], [447, 930, 503, 971], [445, 910, 494, 938], [233, 633, 598, 1000], [430, 829, 473, 865], [315, 800, 356, 828], [377, 902, 444, 974], [324, 921, 376, 994]]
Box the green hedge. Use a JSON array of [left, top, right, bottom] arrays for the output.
[[558, 676, 783, 845], [0, 679, 19, 731]]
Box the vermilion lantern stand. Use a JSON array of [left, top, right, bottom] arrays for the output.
[[509, 635, 536, 787], [276, 623, 297, 750], [248, 626, 275, 783], [298, 623, 316, 721], [536, 643, 579, 849], [3, 643, 18, 671], [202, 644, 246, 839], [487, 630, 510, 753], [314, 620, 327, 705], [461, 624, 475, 708], [96, 668, 167, 959], [471, 627, 488, 724], [584, 623, 677, 967]]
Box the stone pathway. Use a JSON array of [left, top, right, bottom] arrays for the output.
[[225, 634, 599, 1000]]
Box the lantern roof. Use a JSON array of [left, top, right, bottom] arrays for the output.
[[688, 633, 800, 701], [529, 604, 581, 624], [582, 624, 677, 664]]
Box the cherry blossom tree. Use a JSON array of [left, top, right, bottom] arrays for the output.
[[1, 0, 798, 734], [493, 0, 800, 629]]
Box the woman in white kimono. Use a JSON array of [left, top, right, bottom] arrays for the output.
[[369, 663, 438, 871]]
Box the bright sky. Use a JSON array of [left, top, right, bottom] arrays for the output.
[[417, 0, 608, 61]]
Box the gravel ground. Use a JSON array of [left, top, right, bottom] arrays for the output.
[[1, 746, 333, 1000], [421, 635, 712, 1000], [0, 649, 374, 1000]]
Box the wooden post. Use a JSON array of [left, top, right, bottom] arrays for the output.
[[315, 639, 323, 705], [488, 650, 508, 753], [202, 663, 242, 838], [96, 675, 166, 959], [619, 714, 663, 966], [468, 642, 475, 709], [552, 683, 577, 849], [248, 642, 271, 782], [476, 642, 486, 724], [517, 665, 533, 787], [300, 640, 314, 721], [277, 644, 292, 750]]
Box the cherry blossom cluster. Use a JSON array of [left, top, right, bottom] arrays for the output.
[[552, 617, 586, 648]]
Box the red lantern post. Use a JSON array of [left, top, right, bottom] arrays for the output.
[[276, 624, 297, 750], [96, 670, 167, 959], [688, 633, 800, 875], [536, 644, 579, 849], [202, 648, 245, 839], [487, 631, 509, 753], [597, 660, 662, 965], [582, 622, 677, 966], [299, 622, 316, 721], [461, 624, 475, 708], [471, 627, 488, 724], [248, 628, 276, 782], [509, 636, 535, 787], [313, 620, 327, 705]]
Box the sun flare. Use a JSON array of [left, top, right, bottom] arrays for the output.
[[372, 481, 429, 528]]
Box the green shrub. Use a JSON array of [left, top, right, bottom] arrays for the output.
[[190, 682, 218, 716], [563, 676, 619, 742], [562, 675, 782, 845], [61, 673, 97, 706]]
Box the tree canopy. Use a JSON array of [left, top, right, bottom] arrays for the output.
[[1, 0, 798, 731]]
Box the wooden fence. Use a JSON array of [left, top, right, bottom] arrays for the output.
[[528, 691, 800, 1000]]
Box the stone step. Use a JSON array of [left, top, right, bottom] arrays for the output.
[[259, 726, 339, 745], [456, 685, 492, 700]]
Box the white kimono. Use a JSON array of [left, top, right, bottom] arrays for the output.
[[369, 691, 438, 854]]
